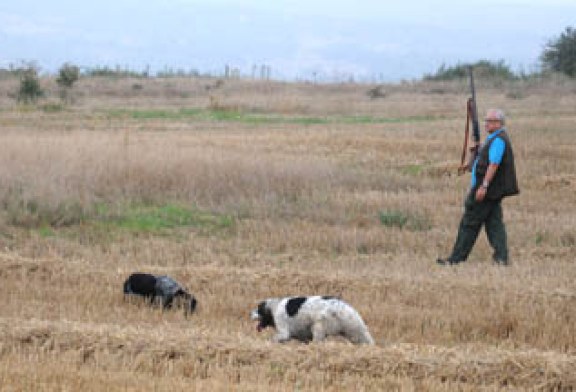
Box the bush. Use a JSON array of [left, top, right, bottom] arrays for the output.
[[56, 63, 80, 88], [424, 60, 517, 81], [379, 209, 431, 231], [56, 63, 80, 103], [83, 65, 147, 78], [17, 67, 44, 103], [366, 85, 387, 99], [379, 210, 409, 228]]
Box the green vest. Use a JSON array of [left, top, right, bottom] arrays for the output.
[[475, 130, 519, 200]]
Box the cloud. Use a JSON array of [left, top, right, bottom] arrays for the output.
[[0, 13, 66, 37]]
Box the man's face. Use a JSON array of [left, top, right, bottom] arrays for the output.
[[484, 115, 502, 133]]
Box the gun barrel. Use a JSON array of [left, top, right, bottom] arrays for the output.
[[468, 66, 480, 143]]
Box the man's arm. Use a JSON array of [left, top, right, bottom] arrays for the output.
[[476, 136, 505, 201], [476, 163, 499, 201]]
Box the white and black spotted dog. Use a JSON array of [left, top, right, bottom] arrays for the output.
[[251, 296, 374, 345], [123, 272, 197, 315]]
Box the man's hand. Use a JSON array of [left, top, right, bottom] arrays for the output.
[[458, 143, 480, 176], [457, 163, 470, 176], [475, 186, 487, 202]]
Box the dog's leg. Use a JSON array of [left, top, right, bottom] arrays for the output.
[[272, 325, 291, 343], [272, 333, 290, 343], [162, 294, 174, 310], [312, 322, 327, 342]]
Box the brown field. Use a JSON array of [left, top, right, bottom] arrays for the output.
[[0, 76, 574, 391]]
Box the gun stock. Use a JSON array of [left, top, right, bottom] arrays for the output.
[[458, 66, 480, 175]]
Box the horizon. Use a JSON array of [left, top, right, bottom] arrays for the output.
[[0, 59, 542, 85]]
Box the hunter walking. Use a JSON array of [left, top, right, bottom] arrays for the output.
[[437, 109, 519, 266]]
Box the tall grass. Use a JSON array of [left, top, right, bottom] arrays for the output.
[[0, 77, 575, 391]]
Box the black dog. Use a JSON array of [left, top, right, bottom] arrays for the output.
[[123, 272, 197, 315]]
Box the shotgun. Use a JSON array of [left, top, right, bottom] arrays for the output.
[[458, 66, 480, 175]]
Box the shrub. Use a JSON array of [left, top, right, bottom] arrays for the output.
[[424, 60, 517, 81], [56, 63, 80, 88], [366, 85, 387, 99], [82, 65, 148, 78], [56, 63, 80, 103], [379, 210, 408, 228], [17, 67, 44, 103], [379, 209, 431, 231]]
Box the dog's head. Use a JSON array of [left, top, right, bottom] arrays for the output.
[[176, 289, 197, 316], [251, 300, 275, 332]]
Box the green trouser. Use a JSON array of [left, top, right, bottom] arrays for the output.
[[449, 190, 508, 262]]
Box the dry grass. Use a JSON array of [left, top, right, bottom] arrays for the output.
[[0, 77, 575, 391]]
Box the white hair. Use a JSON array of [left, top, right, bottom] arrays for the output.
[[486, 108, 506, 125]]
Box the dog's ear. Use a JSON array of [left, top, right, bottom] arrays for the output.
[[256, 300, 275, 328], [257, 301, 267, 316]]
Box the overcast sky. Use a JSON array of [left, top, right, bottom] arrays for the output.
[[1, 0, 574, 81]]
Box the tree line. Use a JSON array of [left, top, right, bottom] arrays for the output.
[[3, 26, 575, 103], [425, 26, 575, 81]]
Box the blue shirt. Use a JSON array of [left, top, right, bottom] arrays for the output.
[[471, 128, 506, 188]]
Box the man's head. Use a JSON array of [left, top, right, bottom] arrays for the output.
[[484, 109, 505, 133]]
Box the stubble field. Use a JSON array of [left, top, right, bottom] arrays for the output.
[[0, 76, 574, 391]]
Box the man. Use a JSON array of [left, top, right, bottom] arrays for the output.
[[437, 109, 519, 266]]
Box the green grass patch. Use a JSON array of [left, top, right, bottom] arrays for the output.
[[99, 203, 235, 234], [41, 103, 65, 113], [341, 115, 437, 124], [37, 226, 56, 237], [3, 198, 235, 239], [379, 209, 431, 231], [104, 108, 442, 125], [535, 231, 546, 245], [401, 164, 425, 176], [106, 108, 203, 120]]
